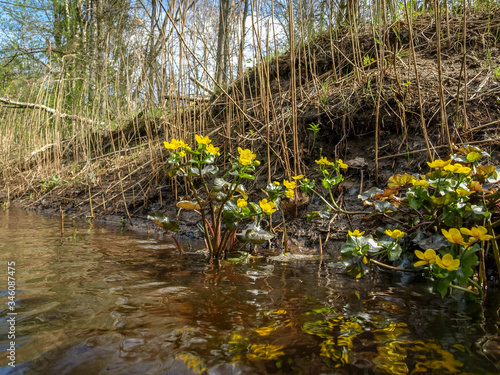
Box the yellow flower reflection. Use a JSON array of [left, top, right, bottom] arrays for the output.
[[175, 353, 207, 374], [414, 249, 437, 267], [246, 344, 285, 361]]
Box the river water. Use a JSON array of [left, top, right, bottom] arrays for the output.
[[0, 207, 499, 374]]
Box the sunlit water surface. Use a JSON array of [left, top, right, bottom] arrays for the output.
[[1, 207, 499, 374]]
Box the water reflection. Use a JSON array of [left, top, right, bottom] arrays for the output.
[[0, 207, 499, 374]]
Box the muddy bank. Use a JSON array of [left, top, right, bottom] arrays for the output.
[[2, 9, 500, 257]]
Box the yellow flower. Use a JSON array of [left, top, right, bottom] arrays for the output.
[[206, 144, 220, 155], [164, 138, 188, 150], [238, 147, 256, 166], [283, 179, 296, 190], [411, 178, 430, 188], [195, 134, 211, 145], [460, 226, 493, 242], [292, 174, 304, 180], [315, 156, 334, 166], [337, 159, 348, 169], [363, 256, 369, 265], [285, 189, 294, 198], [427, 159, 452, 169], [272, 181, 280, 186], [179, 150, 186, 157], [441, 228, 466, 245], [259, 199, 277, 215], [348, 229, 365, 237], [237, 198, 247, 208], [444, 163, 471, 175], [385, 229, 405, 239], [435, 254, 460, 271], [414, 249, 437, 267]]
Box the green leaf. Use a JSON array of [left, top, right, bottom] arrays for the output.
[[213, 178, 230, 192], [372, 200, 398, 212], [435, 278, 451, 297], [177, 200, 201, 210], [222, 200, 240, 229], [147, 212, 179, 232], [358, 187, 384, 202], [415, 233, 449, 251], [387, 243, 402, 261], [236, 184, 248, 200], [202, 165, 218, 175], [236, 224, 274, 245], [239, 172, 255, 180]]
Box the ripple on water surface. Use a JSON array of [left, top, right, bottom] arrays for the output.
[[1, 207, 499, 374]]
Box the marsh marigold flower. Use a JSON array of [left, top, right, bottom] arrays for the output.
[[444, 163, 471, 175], [237, 198, 247, 208], [427, 159, 452, 169], [337, 159, 348, 169], [164, 138, 188, 150], [460, 226, 493, 242], [435, 254, 460, 271], [414, 249, 437, 267], [259, 199, 277, 215], [285, 189, 294, 198], [195, 134, 211, 145], [292, 174, 304, 180], [206, 144, 220, 155], [441, 228, 466, 245], [283, 179, 296, 190], [179, 150, 186, 158], [315, 156, 334, 166], [238, 147, 256, 166], [385, 229, 405, 239], [348, 229, 365, 237]]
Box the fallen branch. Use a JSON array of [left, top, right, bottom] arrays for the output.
[[0, 97, 105, 125]]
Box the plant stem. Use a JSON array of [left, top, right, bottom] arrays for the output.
[[309, 187, 366, 215], [467, 278, 484, 299]]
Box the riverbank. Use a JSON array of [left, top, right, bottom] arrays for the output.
[[1, 8, 500, 257]]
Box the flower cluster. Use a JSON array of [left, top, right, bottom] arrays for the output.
[[353, 145, 498, 299], [441, 226, 493, 247], [414, 249, 460, 271]]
